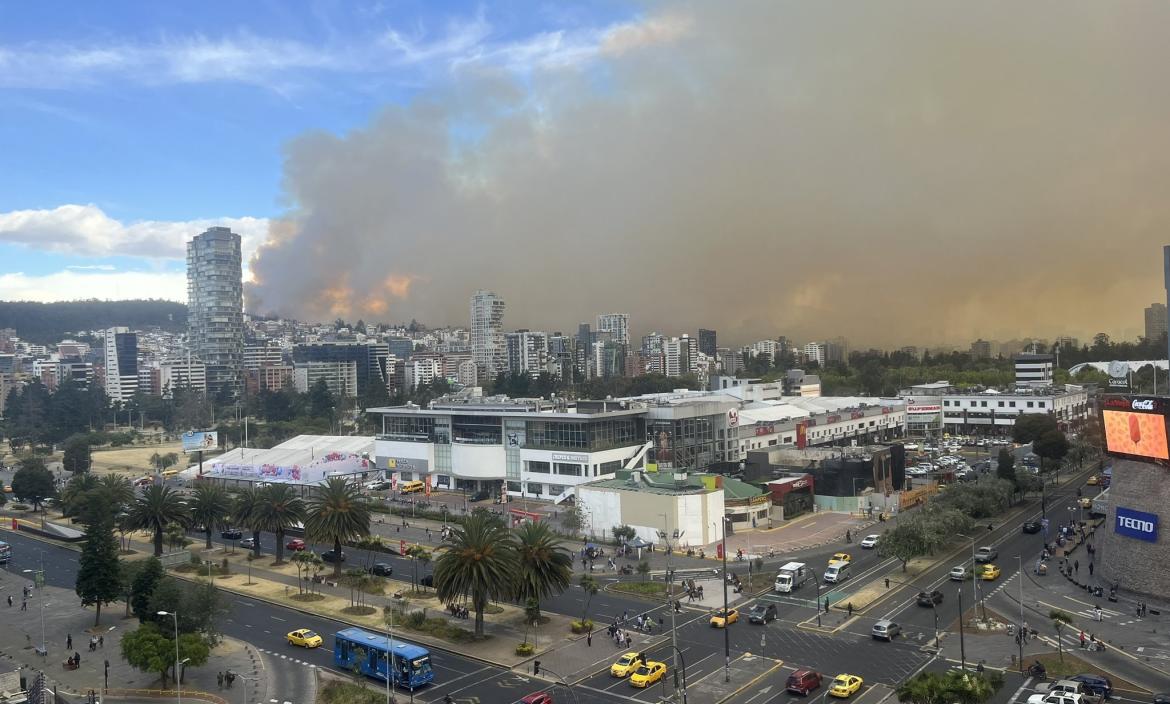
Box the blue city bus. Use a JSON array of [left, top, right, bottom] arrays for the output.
[[334, 627, 434, 689]]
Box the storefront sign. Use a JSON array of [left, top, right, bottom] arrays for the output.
[[908, 405, 941, 414], [551, 453, 588, 463], [385, 457, 429, 474], [755, 424, 776, 436], [1115, 506, 1158, 542]]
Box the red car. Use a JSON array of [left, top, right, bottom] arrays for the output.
[[286, 538, 306, 551], [521, 694, 553, 704]]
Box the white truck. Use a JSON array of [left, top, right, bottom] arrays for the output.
[[774, 562, 813, 593], [1026, 681, 1100, 704]]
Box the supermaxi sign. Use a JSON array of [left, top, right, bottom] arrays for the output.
[[1115, 506, 1158, 542]]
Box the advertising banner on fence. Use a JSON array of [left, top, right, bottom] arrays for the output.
[[181, 431, 218, 453]]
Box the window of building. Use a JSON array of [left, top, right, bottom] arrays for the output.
[[382, 415, 436, 440], [981, 401, 987, 407], [943, 400, 950, 407], [1027, 401, 1034, 408], [527, 461, 550, 474], [555, 463, 582, 476], [1038, 402, 1046, 408], [1009, 401, 1016, 407], [506, 481, 521, 492], [599, 460, 622, 475], [451, 415, 502, 444], [526, 483, 543, 495], [998, 401, 1004, 407], [548, 484, 566, 495]]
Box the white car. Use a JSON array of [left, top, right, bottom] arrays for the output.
[[949, 565, 969, 581], [860, 535, 879, 549]]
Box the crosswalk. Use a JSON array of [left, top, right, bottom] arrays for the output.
[[256, 646, 319, 668]]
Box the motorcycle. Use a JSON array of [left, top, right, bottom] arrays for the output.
[[1028, 662, 1046, 679]]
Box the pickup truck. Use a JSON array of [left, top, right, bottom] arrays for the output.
[[1027, 681, 1101, 704]]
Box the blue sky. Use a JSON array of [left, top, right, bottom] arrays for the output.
[[0, 0, 638, 301]]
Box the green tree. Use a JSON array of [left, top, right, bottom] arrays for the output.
[[291, 551, 316, 594], [62, 434, 92, 474], [126, 485, 191, 557], [0, 481, 6, 506], [897, 670, 1001, 704], [1033, 430, 1070, 476], [120, 622, 210, 688], [98, 474, 135, 512], [434, 511, 519, 637], [405, 545, 431, 591], [150, 452, 180, 472], [514, 522, 573, 622], [232, 485, 266, 558], [190, 483, 232, 550], [11, 459, 56, 510], [559, 504, 586, 533], [256, 483, 305, 563], [1050, 609, 1073, 664], [60, 472, 100, 517], [131, 557, 165, 621], [995, 448, 1016, 486], [75, 491, 122, 625], [305, 477, 371, 577], [612, 525, 636, 543], [307, 378, 335, 419], [1012, 414, 1058, 445], [119, 560, 144, 618], [636, 559, 651, 582], [579, 574, 599, 626]]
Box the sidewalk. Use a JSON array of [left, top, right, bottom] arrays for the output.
[[0, 569, 261, 704]]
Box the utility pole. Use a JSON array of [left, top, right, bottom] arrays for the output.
[[659, 513, 685, 703], [722, 516, 730, 683], [1016, 555, 1025, 671]]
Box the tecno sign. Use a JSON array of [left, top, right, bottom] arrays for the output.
[[1115, 506, 1159, 542]]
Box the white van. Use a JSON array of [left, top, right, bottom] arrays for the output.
[[823, 560, 851, 584]]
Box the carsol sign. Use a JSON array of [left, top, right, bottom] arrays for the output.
[[1115, 506, 1158, 542]]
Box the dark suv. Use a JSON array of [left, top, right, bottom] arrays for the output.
[[368, 563, 394, 577], [786, 670, 822, 696], [321, 550, 346, 563], [220, 528, 243, 540], [748, 603, 778, 624], [1070, 674, 1112, 699]]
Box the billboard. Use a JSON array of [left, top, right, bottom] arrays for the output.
[[182, 430, 218, 453], [1100, 395, 1170, 464], [1115, 506, 1158, 542]]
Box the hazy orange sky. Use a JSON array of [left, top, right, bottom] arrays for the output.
[[246, 1, 1170, 347]]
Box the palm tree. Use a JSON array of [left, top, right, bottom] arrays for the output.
[[98, 474, 134, 512], [60, 473, 99, 517], [256, 484, 305, 563], [126, 484, 190, 556], [191, 483, 232, 549], [434, 511, 519, 637], [513, 522, 572, 622], [232, 485, 265, 558], [305, 477, 371, 577]]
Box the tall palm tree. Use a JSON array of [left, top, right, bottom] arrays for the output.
[[97, 474, 134, 512], [191, 483, 232, 549], [60, 473, 99, 517], [256, 484, 305, 563], [126, 484, 191, 557], [514, 522, 573, 621], [232, 485, 266, 557], [306, 477, 371, 577], [434, 511, 519, 637]]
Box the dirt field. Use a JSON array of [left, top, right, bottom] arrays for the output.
[[89, 442, 191, 475]]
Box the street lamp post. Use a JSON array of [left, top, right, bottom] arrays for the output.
[[22, 551, 46, 657], [721, 516, 730, 683], [958, 533, 979, 622], [658, 513, 685, 703], [1016, 555, 1025, 671], [957, 587, 966, 671], [157, 610, 181, 704]]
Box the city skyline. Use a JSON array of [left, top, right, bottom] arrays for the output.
[[4, 2, 1170, 347]]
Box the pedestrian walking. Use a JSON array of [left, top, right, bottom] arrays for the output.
[[1074, 560, 1079, 574], [1141, 602, 1147, 617], [21, 599, 27, 611], [217, 672, 224, 689], [824, 598, 830, 613], [98, 635, 104, 648], [845, 530, 852, 543], [6, 595, 11, 607], [1079, 631, 1086, 648], [66, 634, 72, 650], [847, 602, 854, 617], [1089, 562, 1094, 576], [1093, 606, 1102, 622], [587, 631, 592, 647]]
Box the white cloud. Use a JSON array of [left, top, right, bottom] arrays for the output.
[[0, 11, 693, 89], [0, 204, 268, 274], [0, 270, 187, 303]]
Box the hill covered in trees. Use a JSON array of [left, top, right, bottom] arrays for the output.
[[0, 300, 187, 343]]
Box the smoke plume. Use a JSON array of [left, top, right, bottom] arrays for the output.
[[247, 1, 1170, 347]]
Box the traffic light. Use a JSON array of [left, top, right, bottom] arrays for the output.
[[533, 660, 541, 675]]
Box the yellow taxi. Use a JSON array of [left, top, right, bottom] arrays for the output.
[[710, 607, 739, 628], [1078, 496, 1092, 509], [286, 629, 323, 648], [610, 652, 645, 678], [1087, 475, 1099, 486], [828, 674, 863, 698], [980, 564, 1001, 581], [831, 552, 852, 564], [629, 661, 667, 688]]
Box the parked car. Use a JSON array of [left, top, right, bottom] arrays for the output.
[[286, 538, 306, 551], [321, 549, 346, 563], [786, 670, 823, 696], [1022, 521, 1042, 534], [748, 603, 778, 624], [369, 563, 394, 577], [916, 590, 943, 607], [521, 693, 553, 704], [220, 528, 243, 540], [420, 575, 434, 588], [470, 490, 492, 502], [240, 537, 259, 549], [1070, 674, 1113, 699]]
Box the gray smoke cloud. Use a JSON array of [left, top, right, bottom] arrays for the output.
[[247, 1, 1170, 347]]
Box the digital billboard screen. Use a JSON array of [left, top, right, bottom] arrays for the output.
[[1100, 395, 1170, 464]]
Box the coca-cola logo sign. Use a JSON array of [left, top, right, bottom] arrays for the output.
[[1104, 395, 1163, 413], [1133, 399, 1156, 411]]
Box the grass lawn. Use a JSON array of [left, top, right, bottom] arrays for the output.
[[318, 680, 386, 704]]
